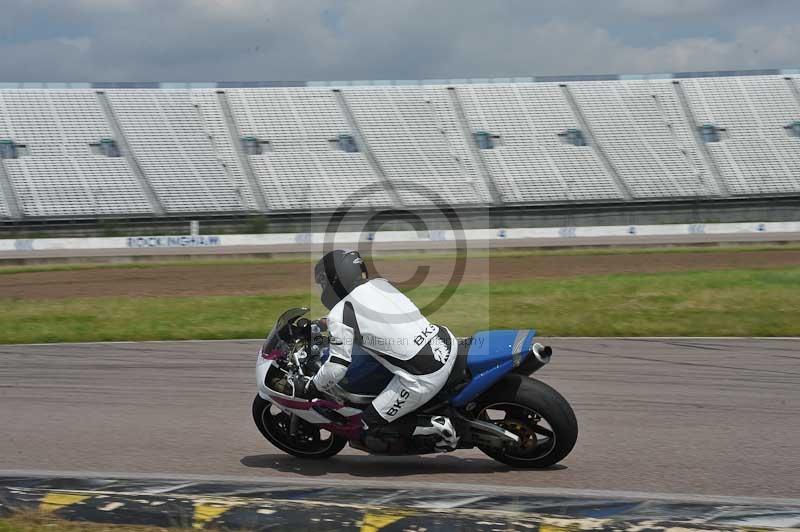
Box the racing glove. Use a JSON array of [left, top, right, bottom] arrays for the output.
[[293, 374, 323, 400]]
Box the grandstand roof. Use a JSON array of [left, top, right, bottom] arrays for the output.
[[1, 68, 798, 90]]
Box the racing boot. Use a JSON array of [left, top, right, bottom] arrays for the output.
[[357, 417, 408, 454], [412, 416, 459, 452]]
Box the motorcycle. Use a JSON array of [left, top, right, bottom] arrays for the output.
[[252, 308, 578, 468]]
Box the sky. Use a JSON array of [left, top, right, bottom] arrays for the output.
[[0, 0, 799, 82]]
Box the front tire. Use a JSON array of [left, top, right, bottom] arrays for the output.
[[474, 375, 577, 468], [252, 395, 347, 459]]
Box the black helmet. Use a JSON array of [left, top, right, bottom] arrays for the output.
[[314, 249, 369, 310]]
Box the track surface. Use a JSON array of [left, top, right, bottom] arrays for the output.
[[1, 338, 798, 498]]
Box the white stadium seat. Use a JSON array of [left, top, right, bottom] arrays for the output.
[[189, 90, 259, 211], [106, 90, 248, 213], [0, 90, 151, 217], [458, 83, 622, 203], [340, 86, 493, 206], [225, 88, 391, 211], [681, 76, 800, 195], [0, 73, 798, 220], [570, 80, 720, 198]]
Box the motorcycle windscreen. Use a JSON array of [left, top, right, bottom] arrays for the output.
[[260, 307, 309, 356]]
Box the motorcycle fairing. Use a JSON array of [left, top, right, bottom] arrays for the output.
[[450, 329, 536, 407], [258, 358, 363, 437]]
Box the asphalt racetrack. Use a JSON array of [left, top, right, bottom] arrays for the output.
[[1, 338, 797, 498]]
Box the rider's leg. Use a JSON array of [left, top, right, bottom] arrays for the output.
[[361, 329, 459, 451], [360, 373, 430, 436]]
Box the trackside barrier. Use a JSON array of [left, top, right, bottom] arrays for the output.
[[1, 475, 798, 531], [1, 221, 799, 253]]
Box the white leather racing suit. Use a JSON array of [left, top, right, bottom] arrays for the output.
[[312, 278, 458, 425]]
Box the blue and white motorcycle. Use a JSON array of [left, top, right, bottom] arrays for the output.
[[253, 308, 578, 468]]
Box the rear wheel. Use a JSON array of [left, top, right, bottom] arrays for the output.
[[474, 375, 577, 468], [252, 395, 347, 459]]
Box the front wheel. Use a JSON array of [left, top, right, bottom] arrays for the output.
[[474, 375, 577, 468], [252, 395, 347, 459]]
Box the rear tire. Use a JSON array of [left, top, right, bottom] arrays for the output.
[[474, 375, 577, 468], [252, 395, 347, 459]]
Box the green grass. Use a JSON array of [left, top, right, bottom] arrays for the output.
[[0, 293, 319, 344], [1, 267, 798, 343], [424, 267, 800, 337], [2, 242, 798, 275]]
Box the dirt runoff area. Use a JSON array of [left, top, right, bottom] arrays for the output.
[[2, 248, 800, 300]]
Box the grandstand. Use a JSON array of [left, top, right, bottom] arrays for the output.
[[0, 69, 799, 229]]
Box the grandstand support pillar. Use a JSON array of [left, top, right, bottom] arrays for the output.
[[786, 76, 800, 108], [332, 89, 404, 208], [672, 81, 730, 197], [0, 159, 22, 219], [560, 84, 632, 200], [96, 91, 166, 215], [447, 87, 504, 205], [216, 91, 269, 213]]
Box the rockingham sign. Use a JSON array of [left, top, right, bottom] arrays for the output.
[[126, 236, 221, 248], [0, 221, 798, 255]]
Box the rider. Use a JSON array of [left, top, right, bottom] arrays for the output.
[[305, 249, 459, 452]]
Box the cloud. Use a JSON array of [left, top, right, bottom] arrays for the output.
[[0, 37, 94, 81], [0, 1, 798, 81], [613, 0, 729, 19]]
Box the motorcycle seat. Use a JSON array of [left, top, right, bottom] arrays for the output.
[[441, 337, 472, 395]]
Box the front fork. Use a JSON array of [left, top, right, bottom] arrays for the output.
[[288, 413, 300, 436]]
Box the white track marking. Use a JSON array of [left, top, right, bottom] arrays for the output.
[[1, 468, 798, 507]]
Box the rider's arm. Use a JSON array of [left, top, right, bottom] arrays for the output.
[[311, 304, 355, 393]]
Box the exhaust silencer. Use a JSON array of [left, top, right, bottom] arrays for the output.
[[514, 342, 553, 376], [532, 343, 552, 364]]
